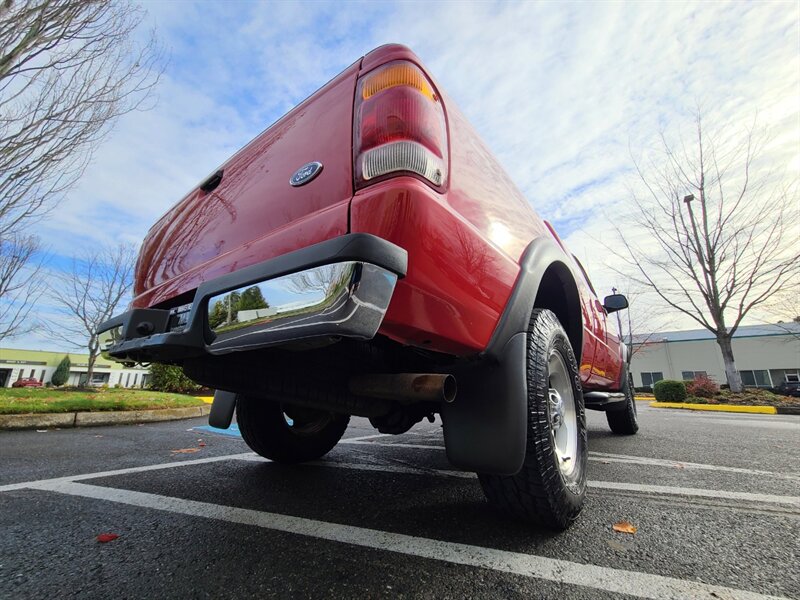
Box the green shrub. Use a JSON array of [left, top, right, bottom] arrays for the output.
[[148, 363, 201, 394], [51, 355, 71, 387], [634, 386, 653, 394], [653, 380, 687, 402]]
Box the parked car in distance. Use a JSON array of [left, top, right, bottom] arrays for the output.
[[12, 378, 43, 388], [774, 380, 800, 397], [98, 44, 635, 531]]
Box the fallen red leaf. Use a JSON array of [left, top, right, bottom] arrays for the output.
[[612, 521, 637, 534], [198, 442, 206, 447], [171, 448, 200, 454], [96, 533, 119, 543]]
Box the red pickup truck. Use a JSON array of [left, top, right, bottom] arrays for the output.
[[99, 44, 636, 530]]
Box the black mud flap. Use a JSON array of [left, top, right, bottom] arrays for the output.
[[441, 332, 528, 476], [209, 390, 237, 429], [439, 236, 583, 476]]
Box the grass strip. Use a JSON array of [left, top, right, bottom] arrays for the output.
[[0, 388, 205, 415]]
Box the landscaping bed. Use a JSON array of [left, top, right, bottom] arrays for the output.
[[650, 378, 800, 409], [0, 387, 206, 415], [685, 389, 800, 408]]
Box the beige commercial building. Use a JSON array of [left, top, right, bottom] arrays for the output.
[[630, 323, 800, 389], [0, 348, 149, 388]]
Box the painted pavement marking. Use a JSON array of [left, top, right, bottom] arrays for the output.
[[339, 440, 800, 481], [0, 452, 255, 493], [28, 480, 790, 600], [234, 455, 800, 507]]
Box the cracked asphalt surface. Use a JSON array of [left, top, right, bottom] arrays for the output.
[[1, 403, 798, 599]]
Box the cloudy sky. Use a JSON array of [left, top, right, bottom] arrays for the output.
[[9, 0, 800, 351]]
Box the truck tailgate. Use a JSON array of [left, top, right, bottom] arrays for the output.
[[132, 59, 361, 309]]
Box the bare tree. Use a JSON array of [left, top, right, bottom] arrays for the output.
[[611, 280, 676, 359], [761, 288, 800, 324], [757, 287, 800, 341], [0, 233, 44, 339], [48, 245, 135, 386], [286, 265, 351, 297], [0, 0, 163, 338], [614, 114, 799, 392]]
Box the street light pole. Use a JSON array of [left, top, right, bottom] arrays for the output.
[[683, 194, 705, 267], [611, 286, 624, 339]]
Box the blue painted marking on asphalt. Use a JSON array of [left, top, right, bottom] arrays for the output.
[[194, 424, 242, 438], [194, 417, 294, 438]]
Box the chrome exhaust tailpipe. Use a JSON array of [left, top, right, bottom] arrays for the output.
[[349, 373, 457, 404]]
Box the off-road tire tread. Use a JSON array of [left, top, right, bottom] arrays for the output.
[[236, 396, 349, 464], [478, 309, 587, 530]]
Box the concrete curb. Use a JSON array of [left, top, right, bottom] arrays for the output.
[[0, 405, 211, 431], [649, 401, 779, 414]]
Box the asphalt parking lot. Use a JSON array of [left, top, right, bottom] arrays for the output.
[[1, 403, 798, 599]]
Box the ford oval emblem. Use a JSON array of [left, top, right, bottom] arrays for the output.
[[289, 161, 323, 187]]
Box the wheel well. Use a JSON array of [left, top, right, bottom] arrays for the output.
[[534, 263, 583, 364]]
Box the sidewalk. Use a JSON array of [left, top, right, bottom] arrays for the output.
[[0, 405, 211, 430]]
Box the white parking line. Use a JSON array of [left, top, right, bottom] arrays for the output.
[[5, 447, 798, 509], [589, 451, 800, 480], [235, 455, 800, 507], [236, 454, 475, 478], [0, 452, 255, 493], [341, 433, 392, 443], [588, 480, 799, 507], [341, 440, 442, 450], [339, 440, 800, 481], [29, 480, 789, 600]]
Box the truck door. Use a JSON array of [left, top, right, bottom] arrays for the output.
[[571, 255, 614, 388], [589, 297, 614, 386]]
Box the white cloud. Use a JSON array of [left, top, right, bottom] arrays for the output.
[[10, 0, 799, 350]]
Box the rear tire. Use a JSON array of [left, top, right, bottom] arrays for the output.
[[236, 396, 349, 464], [606, 373, 639, 435], [478, 308, 587, 530]]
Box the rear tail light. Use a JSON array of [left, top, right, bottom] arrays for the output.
[[354, 61, 448, 190]]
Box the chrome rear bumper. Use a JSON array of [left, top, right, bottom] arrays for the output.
[[206, 261, 396, 353], [97, 234, 407, 364]]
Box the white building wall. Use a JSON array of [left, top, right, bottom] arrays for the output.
[[631, 332, 800, 387], [1, 365, 51, 386], [0, 362, 149, 388]]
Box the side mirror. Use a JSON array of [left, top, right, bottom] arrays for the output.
[[603, 293, 628, 314]]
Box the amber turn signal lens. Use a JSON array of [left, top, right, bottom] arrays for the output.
[[354, 60, 448, 190], [361, 63, 437, 102]]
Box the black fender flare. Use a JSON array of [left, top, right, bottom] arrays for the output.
[[484, 237, 583, 366], [441, 236, 584, 475]]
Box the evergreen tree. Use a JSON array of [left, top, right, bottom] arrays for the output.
[[208, 291, 241, 328], [207, 287, 268, 329], [238, 286, 269, 311], [51, 355, 71, 387], [149, 363, 201, 394]]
